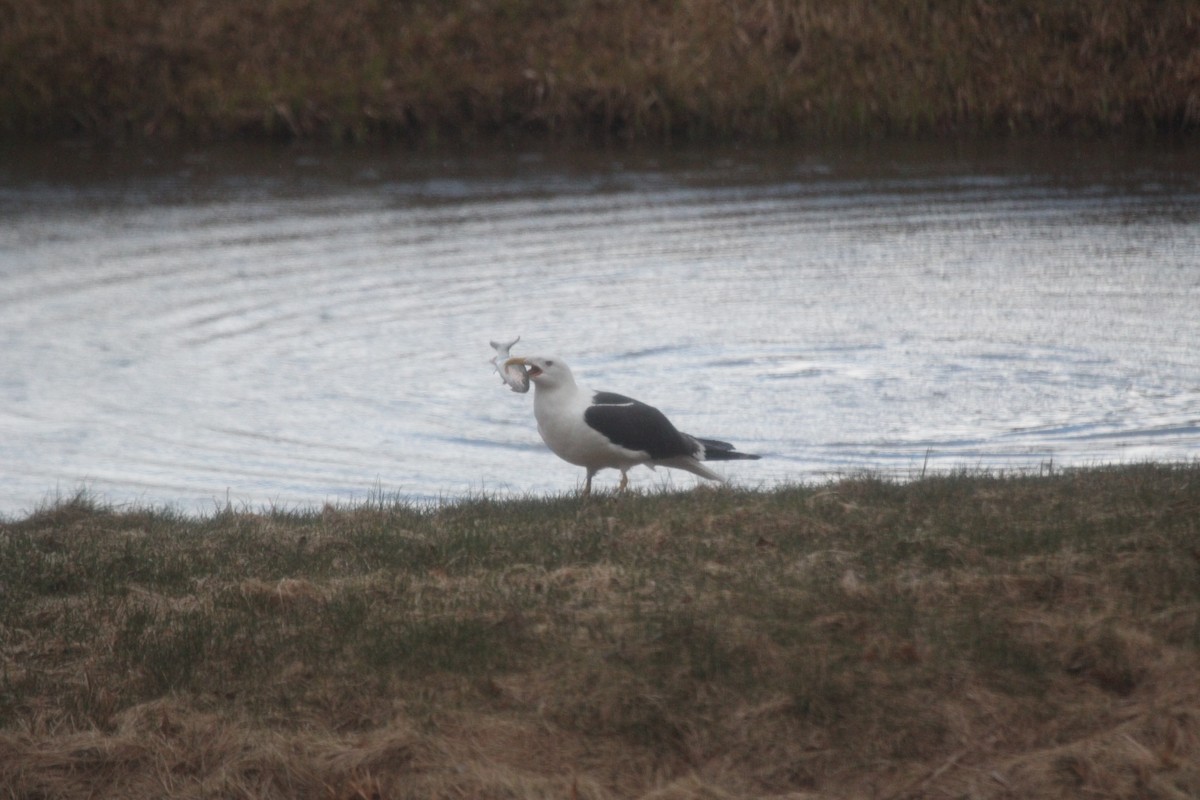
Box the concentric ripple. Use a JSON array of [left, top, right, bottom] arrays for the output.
[[1, 143, 1197, 515]]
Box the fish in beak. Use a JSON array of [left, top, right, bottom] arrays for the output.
[[489, 338, 531, 393], [506, 356, 543, 380]]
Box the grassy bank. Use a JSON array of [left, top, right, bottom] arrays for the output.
[[1, 464, 1198, 798], [1, 0, 1198, 144]]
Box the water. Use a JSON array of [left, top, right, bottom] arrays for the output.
[[2, 140, 1198, 516]]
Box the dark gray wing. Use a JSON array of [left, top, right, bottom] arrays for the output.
[[695, 437, 761, 461], [585, 392, 693, 460]]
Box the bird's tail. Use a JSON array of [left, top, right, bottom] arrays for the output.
[[656, 456, 725, 483], [695, 437, 761, 461]]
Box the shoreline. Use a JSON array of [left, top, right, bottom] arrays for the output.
[[3, 460, 1197, 524]]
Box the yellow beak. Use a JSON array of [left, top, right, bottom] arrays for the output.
[[503, 357, 527, 369]]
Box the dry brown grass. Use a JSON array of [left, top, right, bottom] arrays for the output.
[[1, 0, 1197, 143], [2, 464, 1199, 798]]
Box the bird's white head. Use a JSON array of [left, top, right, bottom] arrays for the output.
[[505, 355, 576, 390]]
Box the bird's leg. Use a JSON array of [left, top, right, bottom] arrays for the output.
[[583, 469, 596, 498], [618, 470, 629, 492]]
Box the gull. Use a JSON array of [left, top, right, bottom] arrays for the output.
[[505, 355, 760, 495]]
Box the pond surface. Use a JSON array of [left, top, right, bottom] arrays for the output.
[[1, 140, 1198, 516]]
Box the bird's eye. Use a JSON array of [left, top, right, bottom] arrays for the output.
[[545, 360, 554, 367]]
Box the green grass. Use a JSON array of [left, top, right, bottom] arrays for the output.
[[1, 464, 1199, 798]]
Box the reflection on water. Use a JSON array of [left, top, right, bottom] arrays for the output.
[[1, 141, 1198, 515]]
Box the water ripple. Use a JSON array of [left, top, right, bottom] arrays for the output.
[[2, 144, 1198, 514]]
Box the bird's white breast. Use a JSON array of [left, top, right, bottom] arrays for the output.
[[533, 384, 644, 469]]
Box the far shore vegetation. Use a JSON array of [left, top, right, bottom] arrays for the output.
[[2, 0, 1198, 145], [2, 464, 1198, 798]]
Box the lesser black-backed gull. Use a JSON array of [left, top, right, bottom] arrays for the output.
[[505, 355, 760, 495]]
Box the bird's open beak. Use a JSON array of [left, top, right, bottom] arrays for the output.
[[506, 356, 541, 378]]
